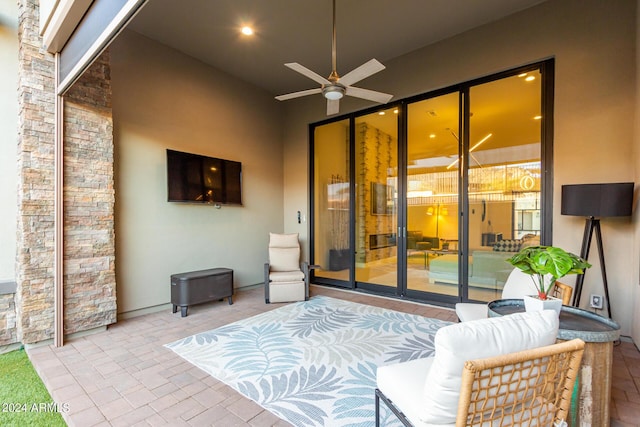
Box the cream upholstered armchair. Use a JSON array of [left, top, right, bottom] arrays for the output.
[[375, 310, 584, 427], [455, 268, 573, 322], [264, 233, 314, 304]]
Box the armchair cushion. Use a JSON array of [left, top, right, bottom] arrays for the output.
[[420, 310, 559, 424], [268, 233, 301, 272], [454, 302, 488, 322], [269, 232, 299, 247], [269, 247, 301, 272], [377, 358, 436, 426], [269, 270, 305, 282]]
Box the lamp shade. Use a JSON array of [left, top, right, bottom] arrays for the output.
[[561, 182, 634, 217]]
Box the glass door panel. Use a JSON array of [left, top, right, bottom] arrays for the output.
[[467, 71, 542, 302], [354, 107, 398, 289], [406, 93, 460, 296], [313, 119, 351, 284]]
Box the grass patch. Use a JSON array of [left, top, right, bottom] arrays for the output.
[[0, 348, 66, 426]]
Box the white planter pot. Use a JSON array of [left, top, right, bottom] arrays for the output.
[[523, 294, 562, 315]]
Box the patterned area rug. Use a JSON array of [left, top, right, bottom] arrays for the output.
[[165, 296, 450, 427]]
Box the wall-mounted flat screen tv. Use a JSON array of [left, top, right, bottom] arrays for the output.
[[167, 149, 242, 205]]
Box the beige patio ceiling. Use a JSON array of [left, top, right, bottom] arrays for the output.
[[127, 0, 547, 97]]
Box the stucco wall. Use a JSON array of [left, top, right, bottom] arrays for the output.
[[282, 0, 638, 335], [110, 30, 284, 316]]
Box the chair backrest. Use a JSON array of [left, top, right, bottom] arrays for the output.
[[419, 310, 559, 425], [552, 281, 573, 305], [268, 233, 301, 272], [501, 268, 550, 299], [456, 338, 585, 426]]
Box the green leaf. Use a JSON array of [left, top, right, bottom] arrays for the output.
[[506, 245, 591, 295]]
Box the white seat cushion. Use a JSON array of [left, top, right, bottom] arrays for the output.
[[377, 358, 455, 427], [269, 270, 305, 282], [454, 302, 488, 322], [420, 310, 559, 424]]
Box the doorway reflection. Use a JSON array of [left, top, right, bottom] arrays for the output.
[[406, 93, 460, 296]]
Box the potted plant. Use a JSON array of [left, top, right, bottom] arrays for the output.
[[506, 245, 591, 313]]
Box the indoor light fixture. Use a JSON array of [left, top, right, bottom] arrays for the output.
[[446, 133, 493, 169], [322, 84, 345, 100], [241, 26, 254, 36]]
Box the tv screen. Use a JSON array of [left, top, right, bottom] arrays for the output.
[[167, 149, 242, 205]]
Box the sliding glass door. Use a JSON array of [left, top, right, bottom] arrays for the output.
[[312, 119, 351, 285], [311, 60, 552, 306], [406, 92, 460, 297], [466, 70, 543, 302], [354, 107, 399, 291]]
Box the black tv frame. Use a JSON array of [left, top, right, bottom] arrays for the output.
[[166, 149, 242, 206]]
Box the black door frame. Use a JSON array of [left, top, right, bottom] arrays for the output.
[[310, 59, 554, 307]]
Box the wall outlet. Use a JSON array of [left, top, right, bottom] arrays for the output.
[[590, 294, 604, 309]]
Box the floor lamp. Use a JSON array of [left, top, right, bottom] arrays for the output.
[[561, 182, 634, 319]]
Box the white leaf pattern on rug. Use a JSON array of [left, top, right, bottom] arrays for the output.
[[165, 296, 450, 427]]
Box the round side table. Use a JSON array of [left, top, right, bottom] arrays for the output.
[[488, 299, 620, 427]]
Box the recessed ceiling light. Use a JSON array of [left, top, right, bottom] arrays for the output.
[[241, 26, 254, 36], [378, 111, 386, 116], [393, 109, 399, 114], [525, 75, 536, 82], [534, 115, 542, 120], [518, 73, 528, 78], [429, 133, 436, 139]]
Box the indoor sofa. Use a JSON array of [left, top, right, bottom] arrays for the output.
[[426, 237, 535, 289]]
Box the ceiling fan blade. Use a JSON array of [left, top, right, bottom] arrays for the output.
[[327, 99, 340, 115], [275, 88, 322, 101], [284, 63, 331, 85], [339, 59, 386, 87], [345, 86, 393, 104]]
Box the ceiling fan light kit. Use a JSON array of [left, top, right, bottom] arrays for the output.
[[322, 84, 345, 100], [275, 0, 393, 115]]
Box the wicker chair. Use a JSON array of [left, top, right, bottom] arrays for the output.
[[376, 337, 585, 427], [456, 338, 584, 426], [375, 310, 584, 427], [552, 281, 573, 305]]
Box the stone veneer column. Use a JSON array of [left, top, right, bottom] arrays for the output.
[[16, 0, 56, 344], [16, 0, 116, 344], [62, 51, 116, 334]]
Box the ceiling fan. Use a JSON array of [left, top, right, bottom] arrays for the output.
[[275, 0, 393, 115]]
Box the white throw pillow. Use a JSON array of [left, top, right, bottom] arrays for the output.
[[420, 310, 559, 424]]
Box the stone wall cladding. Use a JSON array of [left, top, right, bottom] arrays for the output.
[[16, 0, 56, 344], [0, 293, 17, 346], [63, 50, 116, 333], [16, 0, 116, 343]]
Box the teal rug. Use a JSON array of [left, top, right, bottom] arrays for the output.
[[165, 296, 449, 427]]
